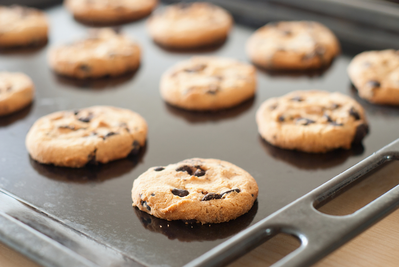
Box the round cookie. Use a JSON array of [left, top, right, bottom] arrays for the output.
[[48, 28, 141, 79], [132, 158, 258, 224], [65, 0, 158, 24], [0, 72, 34, 116], [348, 49, 399, 105], [160, 56, 257, 111], [26, 106, 147, 168], [147, 2, 233, 49], [246, 21, 340, 70], [0, 5, 48, 48], [256, 90, 369, 153]]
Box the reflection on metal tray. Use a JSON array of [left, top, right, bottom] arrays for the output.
[[1, 2, 399, 267]]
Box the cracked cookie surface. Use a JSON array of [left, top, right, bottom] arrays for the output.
[[0, 5, 48, 48], [65, 0, 158, 24], [0, 72, 34, 116], [256, 90, 369, 153], [147, 2, 232, 48], [132, 158, 258, 224], [160, 56, 256, 110], [48, 28, 141, 79], [246, 21, 340, 70], [26, 106, 147, 168], [348, 49, 399, 105]]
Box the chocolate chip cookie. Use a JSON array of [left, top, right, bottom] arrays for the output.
[[348, 49, 399, 105], [48, 28, 141, 79], [147, 2, 233, 49], [26, 106, 147, 168], [0, 72, 34, 116], [132, 158, 258, 224], [160, 56, 257, 110], [256, 90, 369, 153], [246, 21, 340, 70], [0, 5, 48, 48], [65, 0, 158, 24]]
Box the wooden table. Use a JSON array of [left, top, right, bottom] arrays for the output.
[[2, 164, 399, 267]]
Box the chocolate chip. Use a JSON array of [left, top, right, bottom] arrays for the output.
[[349, 107, 360, 120], [59, 125, 76, 130], [79, 64, 91, 72], [291, 96, 304, 102], [154, 167, 165, 172], [296, 118, 315, 126], [176, 165, 193, 175], [366, 80, 381, 88], [194, 168, 206, 177], [278, 116, 285, 122], [141, 200, 151, 211], [302, 45, 325, 62], [129, 140, 141, 155], [206, 84, 220, 95], [353, 124, 369, 143], [324, 114, 333, 123], [220, 188, 241, 197], [201, 193, 221, 201], [78, 117, 91, 123], [184, 64, 206, 73], [171, 189, 189, 197], [103, 132, 117, 139], [331, 103, 341, 110], [6, 86, 12, 91], [87, 148, 97, 165], [78, 113, 93, 123], [151, 193, 155, 196], [251, 194, 254, 197], [73, 110, 79, 115]]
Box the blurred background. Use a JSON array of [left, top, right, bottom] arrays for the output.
[[1, 0, 398, 51]]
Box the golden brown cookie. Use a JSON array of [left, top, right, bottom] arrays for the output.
[[160, 56, 256, 110], [48, 28, 141, 79], [256, 90, 369, 153], [0, 5, 48, 48], [132, 158, 258, 224], [348, 49, 399, 105], [65, 0, 158, 24], [0, 72, 34, 116], [26, 106, 147, 168], [246, 21, 340, 70], [147, 2, 233, 49]]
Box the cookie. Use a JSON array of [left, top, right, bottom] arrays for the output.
[[160, 56, 256, 110], [256, 90, 369, 153], [348, 49, 399, 105], [147, 2, 233, 49], [65, 0, 158, 24], [246, 21, 340, 70], [26, 106, 147, 168], [0, 5, 48, 48], [0, 72, 34, 116], [48, 28, 141, 79], [132, 158, 258, 224]]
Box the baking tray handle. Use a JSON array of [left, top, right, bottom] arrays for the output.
[[186, 138, 399, 267], [0, 211, 99, 267]]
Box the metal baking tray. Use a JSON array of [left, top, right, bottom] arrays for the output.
[[1, 2, 399, 267]]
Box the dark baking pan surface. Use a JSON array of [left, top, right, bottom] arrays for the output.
[[1, 4, 399, 267]]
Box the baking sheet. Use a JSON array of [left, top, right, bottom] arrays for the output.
[[1, 4, 399, 267]]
